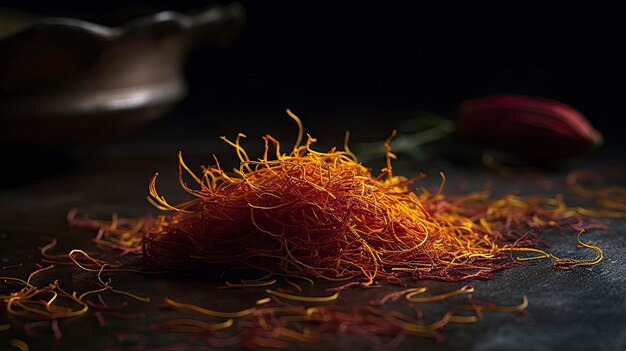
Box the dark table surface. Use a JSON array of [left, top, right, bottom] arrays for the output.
[[1, 111, 625, 351]]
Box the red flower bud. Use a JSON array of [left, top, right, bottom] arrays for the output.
[[457, 95, 603, 161]]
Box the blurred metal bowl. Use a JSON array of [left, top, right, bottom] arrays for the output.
[[0, 3, 244, 147]]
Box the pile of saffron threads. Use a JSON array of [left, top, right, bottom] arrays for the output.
[[61, 109, 605, 288], [122, 109, 601, 286]]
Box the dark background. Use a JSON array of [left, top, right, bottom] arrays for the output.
[[5, 1, 626, 149]]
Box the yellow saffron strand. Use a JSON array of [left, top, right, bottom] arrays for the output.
[[10, 339, 29, 351], [482, 295, 529, 312], [108, 288, 150, 303], [164, 298, 255, 318], [553, 230, 603, 269], [286, 109, 304, 155], [502, 230, 603, 269], [220, 279, 277, 289], [147, 174, 192, 213], [66, 257, 150, 303], [178, 151, 204, 186], [155, 318, 234, 332], [406, 285, 474, 303], [577, 207, 626, 218], [78, 286, 110, 301], [343, 130, 358, 162], [256, 298, 272, 305], [272, 326, 318, 342], [265, 289, 339, 303], [0, 277, 31, 288], [68, 250, 114, 271]]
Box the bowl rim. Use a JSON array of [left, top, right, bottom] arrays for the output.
[[1, 2, 245, 42]]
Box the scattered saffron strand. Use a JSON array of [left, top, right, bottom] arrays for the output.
[[554, 231, 603, 270], [275, 275, 314, 286], [219, 279, 277, 289], [9, 339, 29, 351], [74, 262, 150, 303], [26, 265, 54, 285], [152, 318, 234, 332], [476, 295, 529, 312], [256, 297, 272, 305], [284, 277, 303, 292], [406, 285, 474, 303], [370, 287, 427, 306], [272, 326, 319, 342], [23, 321, 48, 338], [576, 207, 626, 218], [502, 230, 603, 270], [265, 289, 339, 303], [0, 323, 10, 331], [397, 295, 528, 335], [68, 250, 120, 271], [106, 288, 150, 304], [1, 263, 23, 270], [51, 319, 62, 341], [567, 168, 626, 218], [400, 309, 478, 334], [164, 298, 255, 318], [0, 276, 31, 288], [40, 239, 66, 261]]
